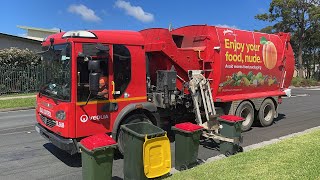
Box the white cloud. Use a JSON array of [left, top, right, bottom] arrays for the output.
[[68, 4, 101, 22], [215, 24, 238, 29], [115, 0, 154, 23]]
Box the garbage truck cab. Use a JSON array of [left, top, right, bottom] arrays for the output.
[[35, 30, 155, 154]]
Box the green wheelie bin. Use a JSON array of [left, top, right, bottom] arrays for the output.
[[172, 122, 203, 171], [79, 133, 117, 180], [121, 122, 171, 180], [218, 115, 244, 156]]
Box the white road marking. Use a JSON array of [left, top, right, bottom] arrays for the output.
[[283, 94, 309, 98], [304, 88, 320, 91], [0, 130, 35, 136]]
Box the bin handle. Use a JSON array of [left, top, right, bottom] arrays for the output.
[[145, 132, 167, 141]]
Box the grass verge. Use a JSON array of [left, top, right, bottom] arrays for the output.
[[0, 97, 36, 109], [167, 129, 320, 180], [0, 92, 37, 98]]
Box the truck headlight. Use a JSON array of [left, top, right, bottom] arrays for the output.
[[56, 110, 66, 120]]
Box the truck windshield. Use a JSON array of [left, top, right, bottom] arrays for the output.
[[39, 43, 71, 101]]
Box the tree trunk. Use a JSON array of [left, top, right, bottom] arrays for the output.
[[298, 44, 304, 78], [313, 50, 316, 79]]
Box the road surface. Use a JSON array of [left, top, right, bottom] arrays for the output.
[[0, 88, 319, 180]]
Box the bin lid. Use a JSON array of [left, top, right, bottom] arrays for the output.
[[174, 122, 203, 132], [80, 133, 117, 151], [143, 134, 171, 178], [218, 115, 244, 123]]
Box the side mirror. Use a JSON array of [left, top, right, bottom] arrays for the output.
[[88, 60, 101, 72], [89, 73, 100, 95]]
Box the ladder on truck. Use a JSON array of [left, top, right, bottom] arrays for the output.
[[189, 71, 240, 144], [188, 70, 216, 125]]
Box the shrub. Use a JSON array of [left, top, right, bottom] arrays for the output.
[[0, 47, 40, 67], [291, 77, 320, 87]]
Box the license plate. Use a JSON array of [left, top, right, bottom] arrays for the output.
[[35, 126, 40, 134]]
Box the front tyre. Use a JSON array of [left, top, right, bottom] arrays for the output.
[[258, 99, 275, 127]]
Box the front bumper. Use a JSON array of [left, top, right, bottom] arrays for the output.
[[35, 123, 79, 155]]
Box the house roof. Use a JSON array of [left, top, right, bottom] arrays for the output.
[[0, 32, 42, 42], [17, 25, 60, 33]]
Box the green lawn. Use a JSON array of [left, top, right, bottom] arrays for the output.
[[0, 97, 36, 109], [0, 92, 37, 98], [168, 129, 320, 180]]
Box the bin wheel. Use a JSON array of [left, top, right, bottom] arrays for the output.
[[258, 99, 275, 127], [238, 146, 244, 153], [117, 114, 152, 154], [236, 101, 254, 132], [180, 165, 188, 171], [225, 151, 232, 157]]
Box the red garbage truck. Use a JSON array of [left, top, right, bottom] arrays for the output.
[[35, 25, 294, 154]]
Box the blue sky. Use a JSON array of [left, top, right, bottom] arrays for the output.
[[0, 0, 273, 37]]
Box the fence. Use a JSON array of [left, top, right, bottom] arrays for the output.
[[0, 65, 46, 94]]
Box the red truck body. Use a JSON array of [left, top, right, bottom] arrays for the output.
[[35, 25, 294, 154], [141, 25, 294, 101]]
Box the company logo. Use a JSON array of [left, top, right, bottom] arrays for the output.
[[80, 115, 89, 123], [80, 114, 109, 123], [223, 29, 236, 36]]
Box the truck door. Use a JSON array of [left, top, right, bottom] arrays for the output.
[[75, 43, 113, 137]]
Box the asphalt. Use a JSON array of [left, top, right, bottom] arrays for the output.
[[0, 88, 320, 180]]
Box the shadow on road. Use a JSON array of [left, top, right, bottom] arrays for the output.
[[43, 143, 82, 167], [252, 113, 286, 128], [112, 176, 122, 180], [274, 113, 286, 123], [200, 138, 219, 151]]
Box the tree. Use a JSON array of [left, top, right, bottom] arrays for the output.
[[255, 0, 320, 78]]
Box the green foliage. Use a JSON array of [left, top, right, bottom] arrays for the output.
[[0, 48, 44, 94], [168, 129, 320, 180], [291, 77, 319, 86], [0, 47, 40, 67], [255, 0, 320, 78]]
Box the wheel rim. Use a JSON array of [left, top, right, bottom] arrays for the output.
[[241, 107, 252, 126], [263, 104, 273, 122]]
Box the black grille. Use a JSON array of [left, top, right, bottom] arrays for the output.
[[39, 114, 56, 128]]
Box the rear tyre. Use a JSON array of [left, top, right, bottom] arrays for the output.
[[236, 101, 254, 132], [117, 114, 152, 154], [258, 99, 275, 127]]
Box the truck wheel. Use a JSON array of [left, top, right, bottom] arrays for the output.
[[258, 99, 275, 127], [117, 114, 152, 154], [236, 101, 254, 132]]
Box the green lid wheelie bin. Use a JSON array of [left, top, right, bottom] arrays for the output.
[[172, 122, 204, 171], [121, 122, 171, 180], [218, 115, 244, 156], [79, 133, 117, 180]]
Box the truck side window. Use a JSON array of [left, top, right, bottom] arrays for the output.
[[113, 45, 131, 98], [77, 43, 109, 101]]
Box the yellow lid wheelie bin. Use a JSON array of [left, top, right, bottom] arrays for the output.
[[121, 122, 171, 180], [79, 133, 117, 180]]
